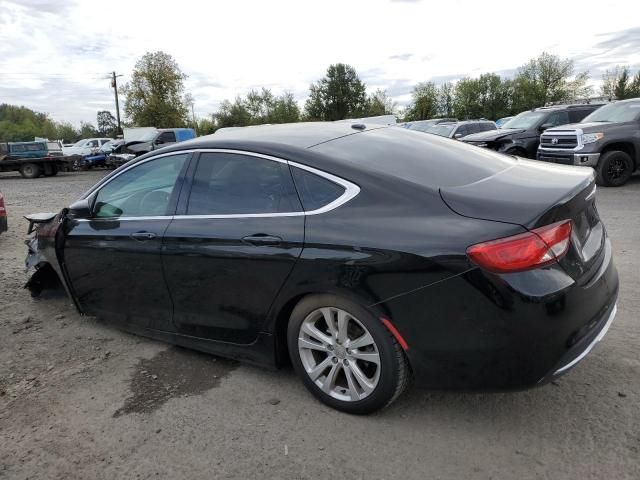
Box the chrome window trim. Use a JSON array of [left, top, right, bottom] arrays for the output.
[[80, 148, 360, 220]]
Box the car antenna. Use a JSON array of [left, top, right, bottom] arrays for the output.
[[351, 123, 366, 130]]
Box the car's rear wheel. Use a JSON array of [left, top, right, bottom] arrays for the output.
[[287, 294, 409, 414], [19, 163, 41, 179], [596, 151, 633, 187]]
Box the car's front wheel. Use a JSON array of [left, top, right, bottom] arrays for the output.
[[596, 150, 633, 186], [287, 294, 410, 414]]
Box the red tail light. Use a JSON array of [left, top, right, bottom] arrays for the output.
[[0, 193, 6, 217], [466, 220, 572, 273]]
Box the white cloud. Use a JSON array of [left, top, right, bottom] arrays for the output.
[[1, 0, 639, 125]]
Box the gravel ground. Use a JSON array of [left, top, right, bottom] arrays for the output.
[[0, 169, 639, 480]]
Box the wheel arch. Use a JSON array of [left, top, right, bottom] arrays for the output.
[[270, 288, 390, 367], [600, 142, 637, 170]]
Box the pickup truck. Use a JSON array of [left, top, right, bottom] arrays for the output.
[[462, 104, 603, 158], [0, 141, 71, 178], [537, 98, 640, 186]]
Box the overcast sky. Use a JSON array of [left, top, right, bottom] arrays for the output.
[[1, 0, 639, 125]]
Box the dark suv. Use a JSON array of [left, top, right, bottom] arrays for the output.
[[462, 104, 603, 158], [537, 98, 640, 186], [425, 120, 497, 139]]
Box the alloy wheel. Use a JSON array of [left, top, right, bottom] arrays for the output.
[[298, 307, 381, 402], [607, 157, 627, 180]]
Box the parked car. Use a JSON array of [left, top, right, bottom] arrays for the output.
[[402, 118, 458, 132], [462, 104, 604, 158], [112, 128, 196, 157], [495, 116, 513, 128], [424, 120, 497, 139], [0, 189, 7, 234], [25, 122, 618, 414], [537, 98, 640, 186], [62, 138, 113, 157]]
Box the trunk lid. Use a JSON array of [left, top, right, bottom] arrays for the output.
[[440, 158, 604, 278]]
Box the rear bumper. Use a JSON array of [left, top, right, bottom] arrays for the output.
[[541, 302, 616, 382], [383, 238, 619, 390]]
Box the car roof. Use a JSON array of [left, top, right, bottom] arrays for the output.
[[192, 122, 385, 149], [534, 103, 605, 111]]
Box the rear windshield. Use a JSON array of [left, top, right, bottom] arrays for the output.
[[312, 127, 514, 188]]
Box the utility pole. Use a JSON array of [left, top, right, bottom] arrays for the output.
[[191, 101, 197, 134], [110, 71, 123, 136]]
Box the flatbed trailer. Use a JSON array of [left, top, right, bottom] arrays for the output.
[[0, 156, 74, 178]]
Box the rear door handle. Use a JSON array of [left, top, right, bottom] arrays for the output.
[[131, 231, 157, 241], [241, 234, 283, 246]]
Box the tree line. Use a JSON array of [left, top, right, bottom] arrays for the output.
[[2, 51, 640, 142]]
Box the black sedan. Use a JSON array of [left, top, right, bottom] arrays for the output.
[[25, 122, 618, 414]]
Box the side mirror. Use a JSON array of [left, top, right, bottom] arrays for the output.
[[68, 198, 92, 218], [454, 133, 464, 139], [155, 138, 164, 145], [539, 123, 553, 132]]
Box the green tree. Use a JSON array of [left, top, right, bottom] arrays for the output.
[[97, 110, 117, 137], [630, 71, 640, 98], [365, 89, 396, 117], [511, 52, 591, 111], [405, 82, 439, 120], [437, 82, 455, 118], [123, 51, 190, 128], [197, 116, 217, 135], [79, 122, 98, 138], [303, 64, 367, 120], [215, 98, 252, 128], [56, 122, 79, 143], [614, 68, 631, 100], [269, 91, 300, 123]]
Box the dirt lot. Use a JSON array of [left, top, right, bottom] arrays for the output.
[[0, 170, 639, 480]]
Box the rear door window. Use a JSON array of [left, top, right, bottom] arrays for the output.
[[290, 167, 346, 211], [569, 109, 592, 123], [186, 152, 301, 215], [546, 111, 570, 127]]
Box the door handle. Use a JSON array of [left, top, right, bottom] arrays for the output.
[[241, 234, 283, 246], [131, 231, 157, 241]]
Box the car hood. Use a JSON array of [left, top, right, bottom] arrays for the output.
[[462, 129, 526, 142], [546, 121, 629, 133], [440, 157, 594, 228]]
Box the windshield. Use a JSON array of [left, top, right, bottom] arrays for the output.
[[407, 120, 438, 133], [581, 102, 640, 123], [501, 111, 547, 129], [138, 131, 159, 141], [72, 139, 86, 147], [427, 124, 456, 137]]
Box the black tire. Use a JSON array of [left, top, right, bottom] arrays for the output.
[[596, 151, 633, 187], [19, 163, 41, 179], [43, 163, 59, 177], [287, 294, 410, 414]]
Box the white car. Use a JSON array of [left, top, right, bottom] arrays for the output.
[[62, 138, 113, 157]]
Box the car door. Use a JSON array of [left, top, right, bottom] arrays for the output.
[[61, 152, 191, 330], [162, 151, 305, 344]]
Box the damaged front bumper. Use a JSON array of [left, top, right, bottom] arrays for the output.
[[23, 211, 80, 311]]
